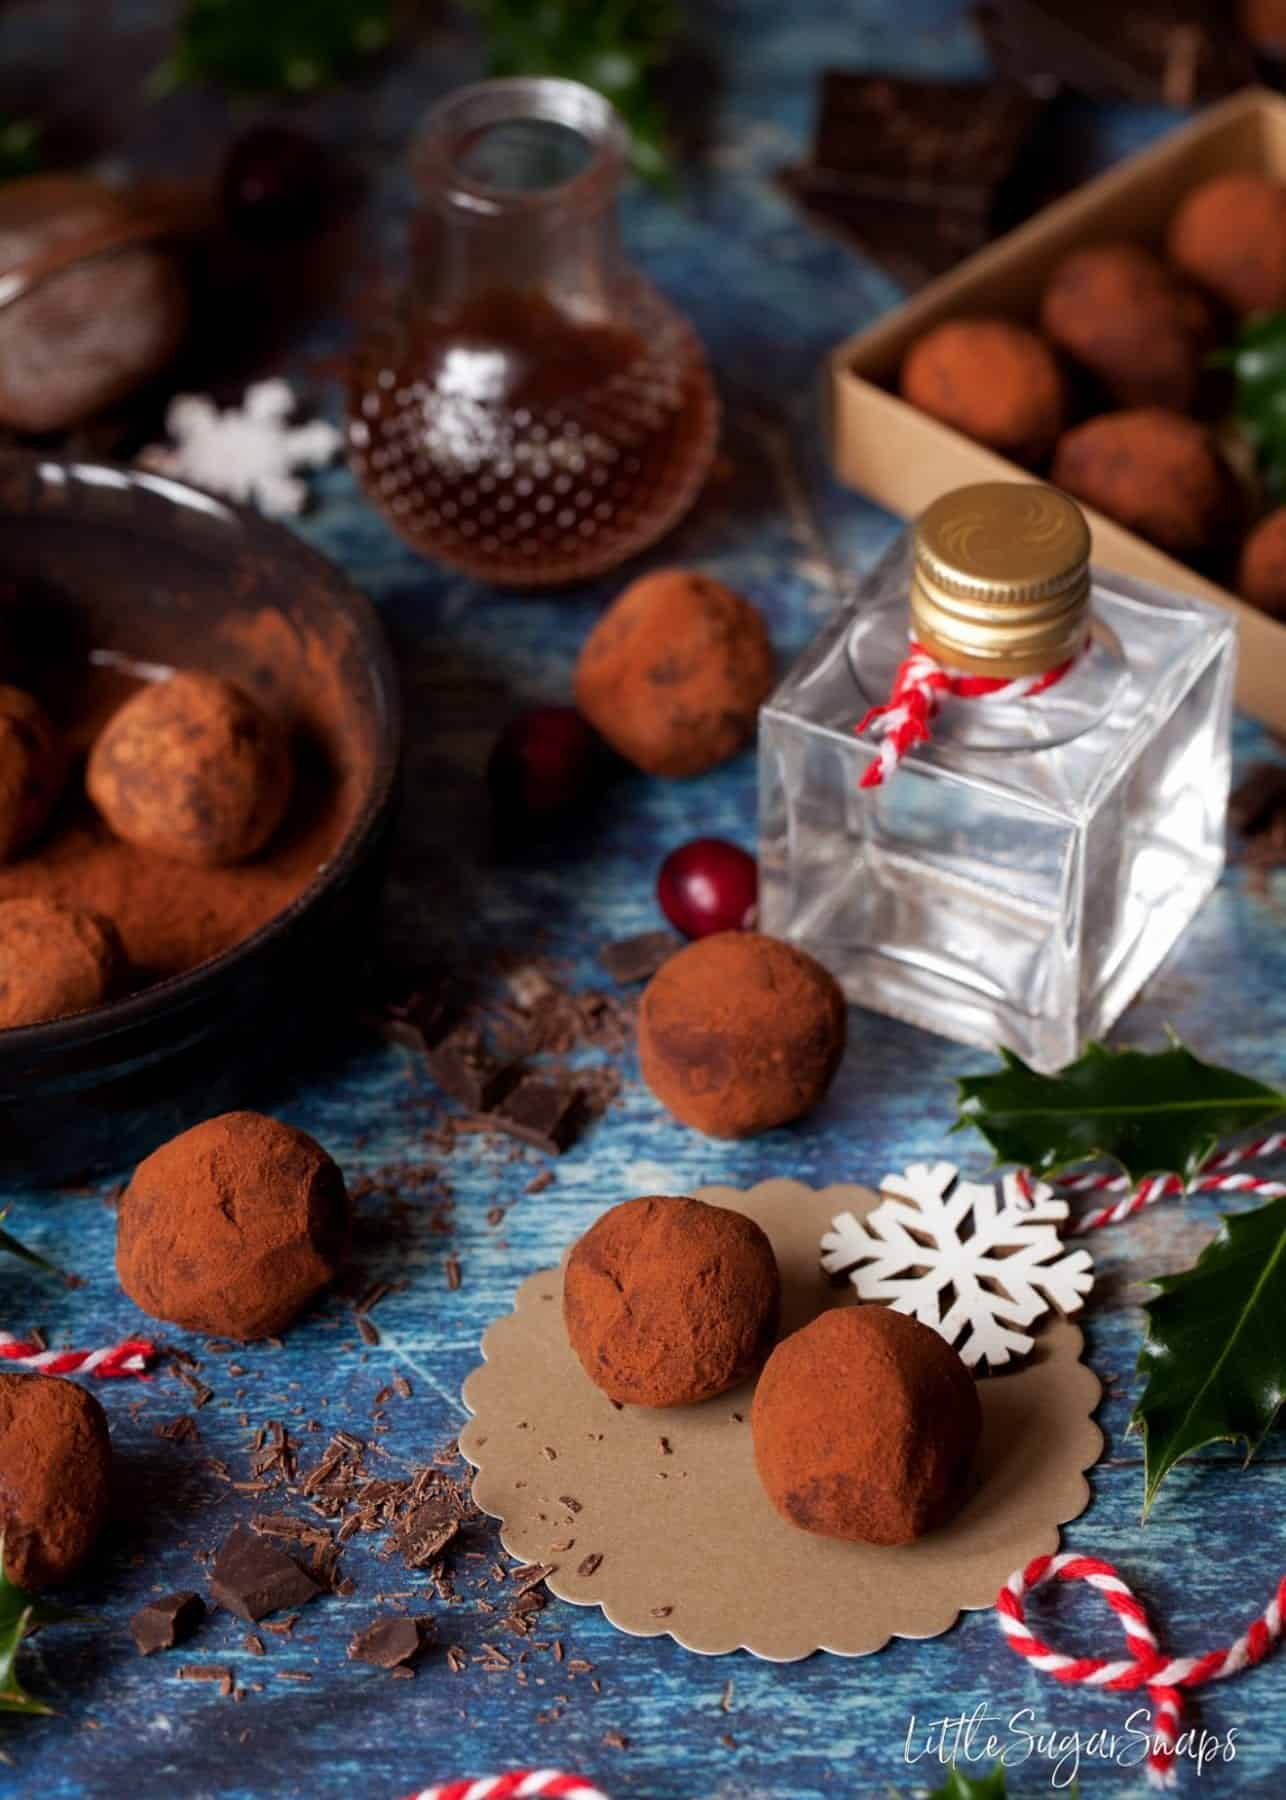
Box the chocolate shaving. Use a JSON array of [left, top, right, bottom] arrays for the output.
[[577, 1553, 603, 1578], [599, 930, 682, 985]]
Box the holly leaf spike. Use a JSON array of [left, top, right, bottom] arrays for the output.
[[0, 1538, 74, 1717], [954, 1037, 1286, 1185], [1134, 1191, 1286, 1516], [927, 1764, 1010, 1799]]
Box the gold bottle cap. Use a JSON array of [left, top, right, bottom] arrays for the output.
[[911, 482, 1091, 678]]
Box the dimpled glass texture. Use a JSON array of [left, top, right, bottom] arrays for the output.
[[347, 78, 716, 586], [759, 527, 1236, 1071]]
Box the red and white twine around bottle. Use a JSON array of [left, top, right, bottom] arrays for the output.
[[998, 1553, 1286, 1788], [854, 637, 1079, 789], [0, 1330, 154, 1378], [400, 1774, 609, 1800]]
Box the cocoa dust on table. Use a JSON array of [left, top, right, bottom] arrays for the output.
[[0, 663, 351, 986]]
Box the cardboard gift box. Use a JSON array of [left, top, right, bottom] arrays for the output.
[[829, 86, 1286, 732]]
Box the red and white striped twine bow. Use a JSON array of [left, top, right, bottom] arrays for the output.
[[400, 1775, 609, 1800], [1054, 1130, 1286, 1234], [0, 1330, 154, 1378], [855, 637, 1078, 789], [998, 1554, 1286, 1788]]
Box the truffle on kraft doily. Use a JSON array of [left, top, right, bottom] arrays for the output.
[[638, 931, 846, 1137], [87, 671, 293, 868], [751, 1306, 980, 1547], [0, 1370, 112, 1588], [116, 1111, 351, 1340], [0, 896, 123, 1028], [564, 1196, 780, 1406], [0, 685, 66, 864], [573, 569, 775, 778]]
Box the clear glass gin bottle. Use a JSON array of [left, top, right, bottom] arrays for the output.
[[759, 482, 1236, 1071]]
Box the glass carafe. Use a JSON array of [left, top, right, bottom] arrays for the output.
[[347, 77, 718, 586]]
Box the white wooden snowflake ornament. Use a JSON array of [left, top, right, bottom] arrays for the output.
[[820, 1161, 1094, 1370], [139, 379, 341, 517]]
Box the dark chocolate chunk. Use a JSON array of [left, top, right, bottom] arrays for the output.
[[487, 1075, 580, 1155], [348, 1615, 424, 1669], [426, 1026, 514, 1111], [209, 1523, 323, 1622], [981, 0, 1255, 106], [600, 930, 683, 985], [779, 73, 1047, 286], [131, 1591, 205, 1656]]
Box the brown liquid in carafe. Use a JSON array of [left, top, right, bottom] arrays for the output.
[[347, 288, 717, 585]]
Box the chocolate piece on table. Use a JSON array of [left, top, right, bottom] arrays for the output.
[[779, 74, 1047, 287], [488, 1074, 580, 1154], [209, 1523, 323, 1622], [599, 930, 683, 986], [348, 1616, 424, 1669], [425, 1025, 513, 1111], [980, 0, 1255, 106], [131, 1591, 205, 1655], [397, 1502, 459, 1569]]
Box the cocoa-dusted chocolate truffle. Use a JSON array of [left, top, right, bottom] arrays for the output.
[[573, 570, 775, 778], [900, 318, 1065, 465], [1051, 408, 1237, 560], [87, 671, 292, 867], [1169, 172, 1286, 318], [0, 897, 122, 1028], [564, 1195, 780, 1406], [751, 1306, 980, 1546], [1238, 507, 1286, 619], [638, 931, 846, 1138], [1040, 242, 1214, 411], [116, 1111, 351, 1340], [0, 685, 65, 863], [0, 1370, 112, 1587]]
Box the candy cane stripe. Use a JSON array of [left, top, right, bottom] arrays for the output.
[[403, 1776, 610, 1800], [997, 1557, 1286, 1786], [0, 1331, 154, 1379]]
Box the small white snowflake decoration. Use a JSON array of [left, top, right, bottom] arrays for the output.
[[139, 379, 342, 517], [820, 1161, 1094, 1370]]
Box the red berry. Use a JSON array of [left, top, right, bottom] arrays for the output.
[[487, 705, 599, 831], [657, 838, 758, 939]]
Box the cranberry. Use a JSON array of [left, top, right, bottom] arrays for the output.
[[657, 838, 758, 939], [487, 705, 600, 836], [221, 125, 330, 243]]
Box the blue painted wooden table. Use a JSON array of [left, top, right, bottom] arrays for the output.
[[3, 4, 1285, 1796]]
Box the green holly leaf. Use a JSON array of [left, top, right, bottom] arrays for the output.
[[469, 0, 681, 182], [927, 1763, 1009, 1799], [1134, 1190, 1286, 1515], [954, 1039, 1286, 1185], [1214, 312, 1286, 501], [0, 1543, 74, 1717], [154, 0, 394, 96], [0, 1214, 66, 1283]]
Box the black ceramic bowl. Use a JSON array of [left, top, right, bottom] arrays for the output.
[[0, 455, 400, 1185]]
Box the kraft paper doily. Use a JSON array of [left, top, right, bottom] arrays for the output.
[[459, 1179, 1102, 1662]]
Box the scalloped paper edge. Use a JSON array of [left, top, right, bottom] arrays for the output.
[[460, 1178, 1103, 1662]]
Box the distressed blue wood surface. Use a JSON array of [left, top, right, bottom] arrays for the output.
[[2, 4, 1285, 1796]]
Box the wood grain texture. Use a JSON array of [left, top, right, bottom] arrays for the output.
[[1, 2, 1284, 1796]]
